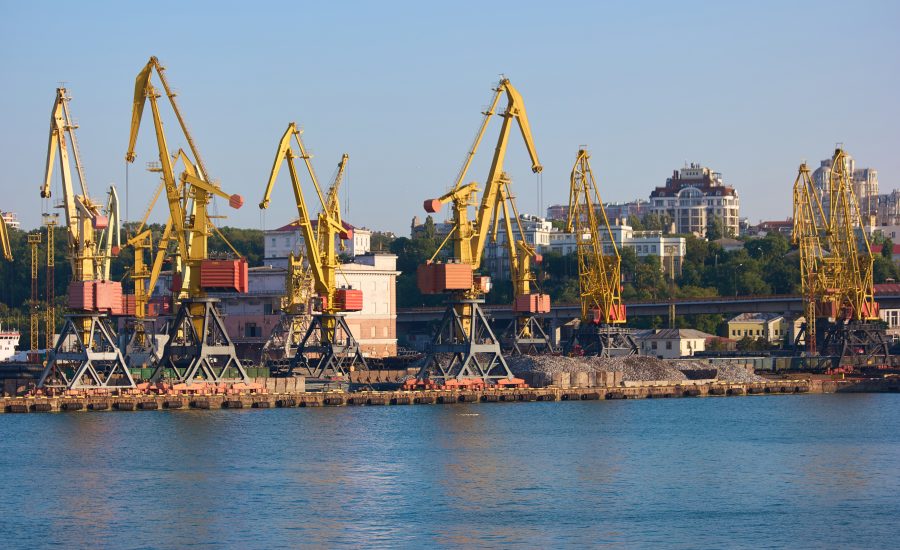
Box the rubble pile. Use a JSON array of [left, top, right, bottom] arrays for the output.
[[507, 355, 768, 384], [506, 354, 688, 382]]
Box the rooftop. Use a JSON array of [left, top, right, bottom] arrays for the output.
[[641, 328, 716, 340], [729, 312, 784, 323]]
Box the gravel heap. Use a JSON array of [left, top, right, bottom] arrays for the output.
[[507, 354, 688, 382], [411, 352, 767, 384], [507, 355, 768, 383]]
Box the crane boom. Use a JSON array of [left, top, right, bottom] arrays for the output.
[[425, 78, 542, 277], [260, 123, 329, 296]]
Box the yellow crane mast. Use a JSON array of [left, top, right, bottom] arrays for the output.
[[563, 148, 637, 356], [43, 215, 56, 351], [28, 234, 41, 352], [0, 215, 11, 261], [792, 148, 887, 366], [415, 78, 541, 386], [127, 56, 249, 385], [260, 124, 366, 378], [493, 174, 553, 354], [37, 88, 133, 391]]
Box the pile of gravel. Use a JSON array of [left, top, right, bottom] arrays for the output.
[[412, 352, 767, 384], [507, 354, 688, 382]]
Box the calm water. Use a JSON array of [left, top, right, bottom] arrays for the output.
[[1, 394, 898, 548]]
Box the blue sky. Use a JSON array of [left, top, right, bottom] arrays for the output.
[[2, 0, 898, 234]]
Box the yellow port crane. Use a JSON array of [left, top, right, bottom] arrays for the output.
[[563, 148, 637, 356], [127, 56, 249, 384], [37, 88, 133, 390], [260, 124, 366, 378], [415, 78, 542, 385], [122, 177, 179, 366], [493, 174, 553, 354], [0, 214, 11, 261], [791, 147, 887, 366]]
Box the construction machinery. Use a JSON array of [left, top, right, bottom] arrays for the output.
[[28, 234, 41, 352], [37, 88, 134, 390], [0, 215, 11, 261], [563, 148, 637, 356], [260, 124, 366, 378], [792, 147, 888, 367], [127, 56, 249, 384], [43, 214, 57, 351], [415, 78, 542, 385], [494, 175, 553, 354]]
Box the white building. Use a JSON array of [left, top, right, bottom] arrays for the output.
[[649, 163, 740, 238], [264, 220, 371, 268], [483, 215, 555, 279], [547, 222, 686, 278], [1, 212, 20, 230], [813, 153, 878, 225], [638, 328, 713, 358]]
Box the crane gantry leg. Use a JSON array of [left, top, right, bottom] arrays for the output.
[[417, 299, 515, 385], [563, 323, 639, 357], [152, 298, 249, 384], [292, 313, 366, 379], [38, 314, 135, 390], [499, 316, 554, 355]]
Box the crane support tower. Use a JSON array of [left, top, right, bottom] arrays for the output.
[[563, 149, 637, 356], [494, 174, 554, 354], [792, 148, 888, 367], [260, 125, 366, 378], [127, 56, 249, 385], [28, 234, 41, 352], [37, 88, 133, 390], [259, 244, 315, 374], [415, 78, 544, 386]]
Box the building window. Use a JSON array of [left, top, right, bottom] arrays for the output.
[[666, 341, 672, 350], [652, 341, 657, 350]]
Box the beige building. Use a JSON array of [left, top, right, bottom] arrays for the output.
[[638, 328, 713, 358], [152, 254, 400, 360], [813, 153, 878, 224], [649, 163, 740, 238], [727, 313, 786, 343]]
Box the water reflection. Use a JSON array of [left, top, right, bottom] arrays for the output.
[[0, 395, 898, 547]]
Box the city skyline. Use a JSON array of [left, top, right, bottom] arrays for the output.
[[2, 1, 898, 235]]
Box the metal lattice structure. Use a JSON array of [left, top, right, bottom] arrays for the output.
[[37, 88, 130, 390], [791, 148, 887, 366], [28, 234, 41, 351], [563, 149, 637, 357], [126, 56, 249, 385], [260, 128, 366, 378], [416, 78, 543, 384]]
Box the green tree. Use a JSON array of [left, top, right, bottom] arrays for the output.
[[641, 212, 671, 233], [626, 214, 644, 231], [705, 215, 724, 241], [882, 238, 894, 261]]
